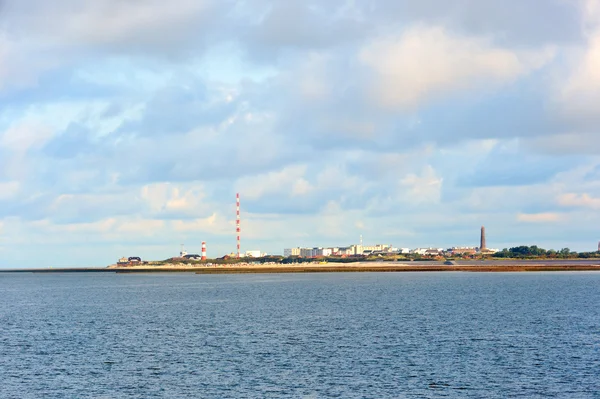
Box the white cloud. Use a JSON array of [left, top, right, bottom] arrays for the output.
[[583, 0, 600, 28], [294, 52, 333, 101], [141, 183, 207, 215], [291, 178, 313, 196], [0, 181, 20, 200], [400, 165, 443, 204], [171, 213, 228, 234], [557, 193, 600, 209], [0, 35, 55, 90], [0, 123, 53, 152], [559, 32, 600, 117], [314, 164, 361, 192], [359, 26, 554, 109], [517, 212, 563, 223], [236, 165, 312, 200], [555, 0, 600, 120], [116, 219, 166, 235]]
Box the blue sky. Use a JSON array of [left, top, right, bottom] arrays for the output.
[[1, 0, 600, 267]]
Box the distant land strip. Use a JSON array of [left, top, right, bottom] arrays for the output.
[[2, 261, 600, 274]]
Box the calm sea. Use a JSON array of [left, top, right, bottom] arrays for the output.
[[0, 272, 599, 398]]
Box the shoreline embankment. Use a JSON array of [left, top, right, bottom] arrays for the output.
[[3, 261, 600, 274]]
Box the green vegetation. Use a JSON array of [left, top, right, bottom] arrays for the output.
[[493, 246, 598, 259]]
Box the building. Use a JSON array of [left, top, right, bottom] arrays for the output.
[[299, 248, 313, 257], [245, 250, 262, 258], [116, 256, 145, 267], [449, 247, 477, 255], [284, 248, 301, 257], [349, 244, 392, 255], [316, 248, 332, 257], [335, 247, 354, 256], [413, 248, 443, 256]]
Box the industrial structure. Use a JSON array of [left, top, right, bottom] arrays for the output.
[[480, 226, 487, 251], [236, 193, 241, 258]]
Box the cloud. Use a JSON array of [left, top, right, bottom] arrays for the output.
[[171, 213, 229, 235], [517, 212, 563, 223], [552, 1, 600, 131], [559, 31, 600, 120], [583, 0, 600, 28], [0, 181, 19, 199], [365, 0, 581, 47], [4, 0, 219, 53], [0, 123, 53, 152], [400, 165, 443, 204], [359, 26, 555, 109], [46, 193, 142, 223], [457, 145, 578, 187], [236, 165, 312, 200], [237, 0, 368, 62], [140, 183, 211, 218], [557, 193, 600, 209], [31, 218, 118, 234], [524, 132, 600, 155], [117, 219, 166, 235]]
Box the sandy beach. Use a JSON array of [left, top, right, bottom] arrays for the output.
[[107, 260, 600, 274]]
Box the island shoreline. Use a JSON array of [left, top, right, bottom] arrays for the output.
[[3, 262, 600, 274]]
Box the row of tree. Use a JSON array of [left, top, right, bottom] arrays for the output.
[[492, 246, 591, 258]]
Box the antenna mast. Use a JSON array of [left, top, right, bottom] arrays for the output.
[[236, 193, 241, 258]]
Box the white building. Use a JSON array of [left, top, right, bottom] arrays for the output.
[[245, 250, 262, 258], [413, 248, 443, 256], [316, 248, 332, 257], [284, 248, 301, 257]]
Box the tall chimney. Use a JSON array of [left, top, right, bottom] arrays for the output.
[[480, 226, 486, 251]]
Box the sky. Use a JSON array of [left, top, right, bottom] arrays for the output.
[[1, 0, 600, 267]]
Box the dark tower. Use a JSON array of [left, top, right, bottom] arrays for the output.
[[480, 226, 486, 251]]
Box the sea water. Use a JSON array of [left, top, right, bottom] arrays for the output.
[[0, 272, 599, 398]]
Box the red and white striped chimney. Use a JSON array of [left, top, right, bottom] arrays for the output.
[[236, 193, 241, 258], [201, 241, 207, 261]]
